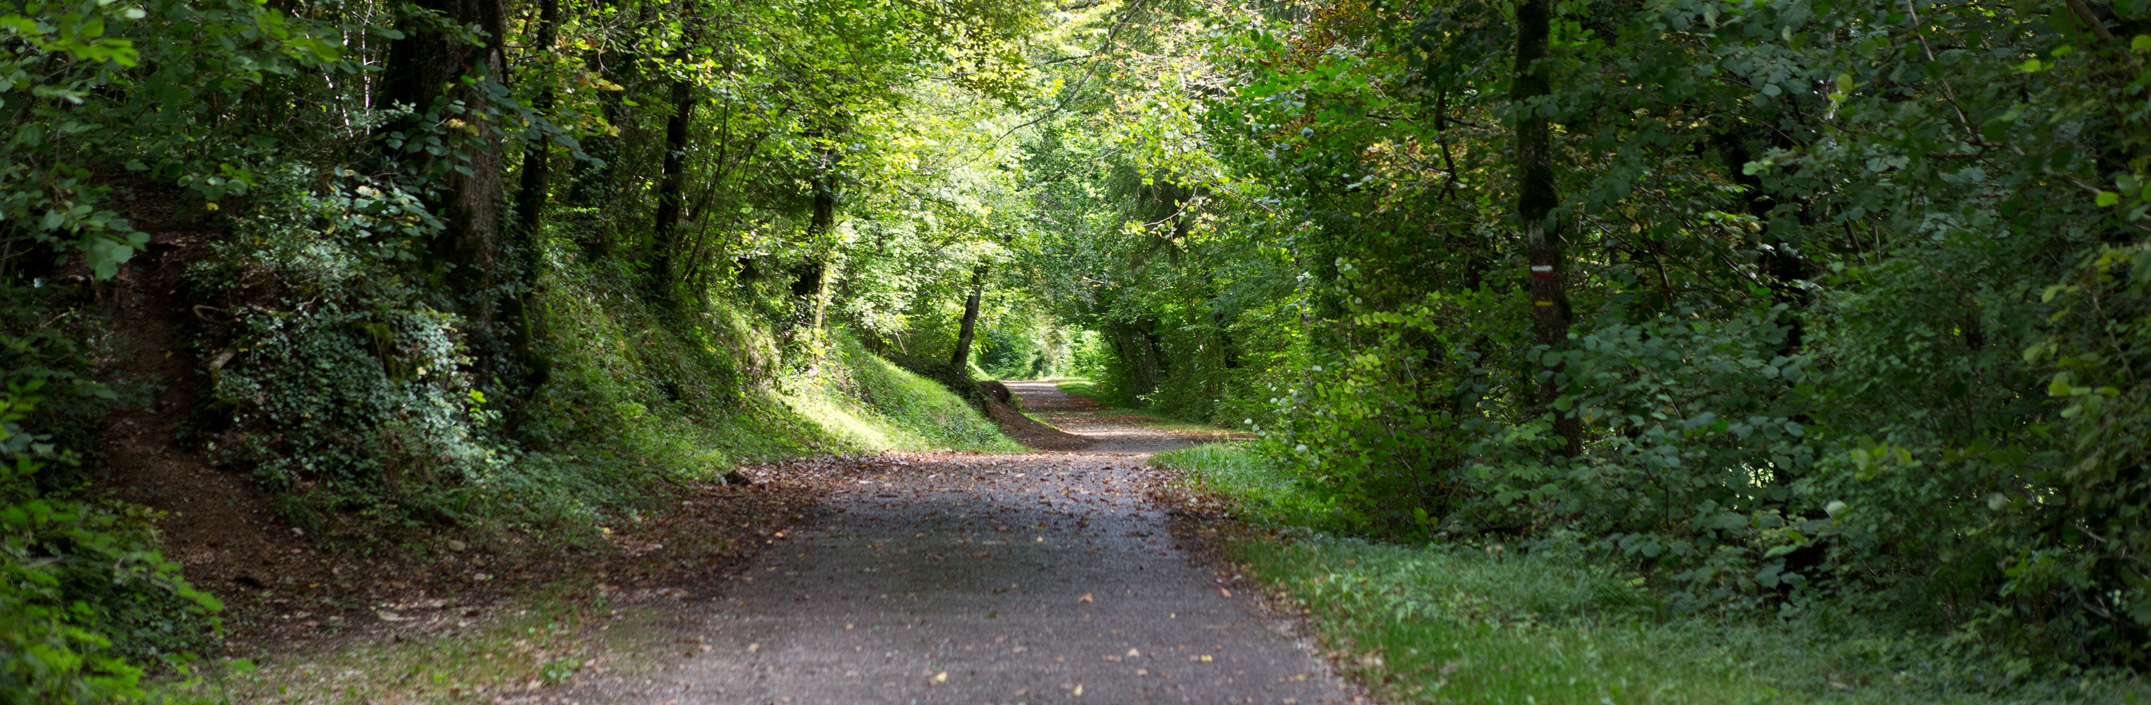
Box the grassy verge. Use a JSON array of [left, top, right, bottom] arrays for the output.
[[192, 593, 631, 704], [1051, 379, 1247, 436], [1053, 377, 1107, 403], [491, 256, 1017, 536], [786, 334, 1023, 454], [1154, 444, 2150, 705]]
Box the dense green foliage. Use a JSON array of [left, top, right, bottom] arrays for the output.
[[0, 0, 1074, 699], [1163, 442, 2151, 701], [2, 387, 220, 704], [10, 0, 2151, 695], [1033, 0, 2151, 674]]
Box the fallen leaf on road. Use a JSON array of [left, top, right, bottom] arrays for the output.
[[747, 643, 760, 653], [1078, 593, 1093, 603], [1219, 587, 1232, 598], [932, 672, 948, 684]]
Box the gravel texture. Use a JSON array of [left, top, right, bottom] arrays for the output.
[[577, 382, 1356, 704]]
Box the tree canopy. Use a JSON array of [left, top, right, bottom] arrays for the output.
[[5, 0, 2151, 697]]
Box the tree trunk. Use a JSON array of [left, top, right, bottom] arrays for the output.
[[803, 166, 838, 330], [784, 165, 839, 360], [496, 0, 561, 395], [651, 77, 695, 294], [1105, 319, 1165, 405], [565, 0, 637, 258], [949, 264, 988, 368], [1513, 0, 1581, 456], [511, 0, 560, 241], [1714, 134, 1815, 349], [381, 0, 509, 307]]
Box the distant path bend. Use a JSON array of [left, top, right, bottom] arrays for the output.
[[586, 380, 1358, 704]]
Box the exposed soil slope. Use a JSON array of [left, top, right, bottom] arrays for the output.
[[90, 201, 324, 600]]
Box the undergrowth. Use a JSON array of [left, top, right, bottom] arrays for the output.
[[12, 180, 1019, 704], [185, 183, 1020, 547], [1157, 444, 2151, 705]]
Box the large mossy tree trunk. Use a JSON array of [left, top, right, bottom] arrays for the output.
[[380, 0, 516, 371], [1513, 0, 1581, 456], [381, 0, 509, 298]]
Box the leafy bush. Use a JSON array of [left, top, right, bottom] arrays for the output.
[[0, 284, 219, 704], [1173, 445, 2151, 702], [1, 386, 220, 705], [185, 165, 514, 533], [1037, 0, 2151, 669]]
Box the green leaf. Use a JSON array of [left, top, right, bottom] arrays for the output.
[[2097, 191, 2121, 207]]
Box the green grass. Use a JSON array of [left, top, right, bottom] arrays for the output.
[[1153, 444, 1334, 528], [1054, 378, 1107, 403], [1161, 443, 2151, 705], [186, 591, 679, 704], [487, 256, 1018, 539], [783, 334, 1023, 454]]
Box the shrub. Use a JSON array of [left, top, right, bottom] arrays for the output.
[[1, 385, 220, 705]]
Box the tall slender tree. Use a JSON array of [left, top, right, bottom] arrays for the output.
[[1512, 0, 1580, 455], [500, 0, 564, 392], [652, 75, 696, 294], [950, 263, 989, 368], [512, 0, 562, 240]]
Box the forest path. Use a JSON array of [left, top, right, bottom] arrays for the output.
[[576, 381, 1356, 704]]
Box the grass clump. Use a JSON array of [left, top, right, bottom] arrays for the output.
[[1153, 444, 1332, 528], [1161, 443, 2151, 705], [1054, 378, 1106, 403]]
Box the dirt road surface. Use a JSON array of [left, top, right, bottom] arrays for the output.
[[573, 381, 1356, 704]]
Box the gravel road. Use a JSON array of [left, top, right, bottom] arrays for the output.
[[581, 381, 1357, 704]]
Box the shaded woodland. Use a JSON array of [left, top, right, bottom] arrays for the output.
[[5, 0, 2151, 699]]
